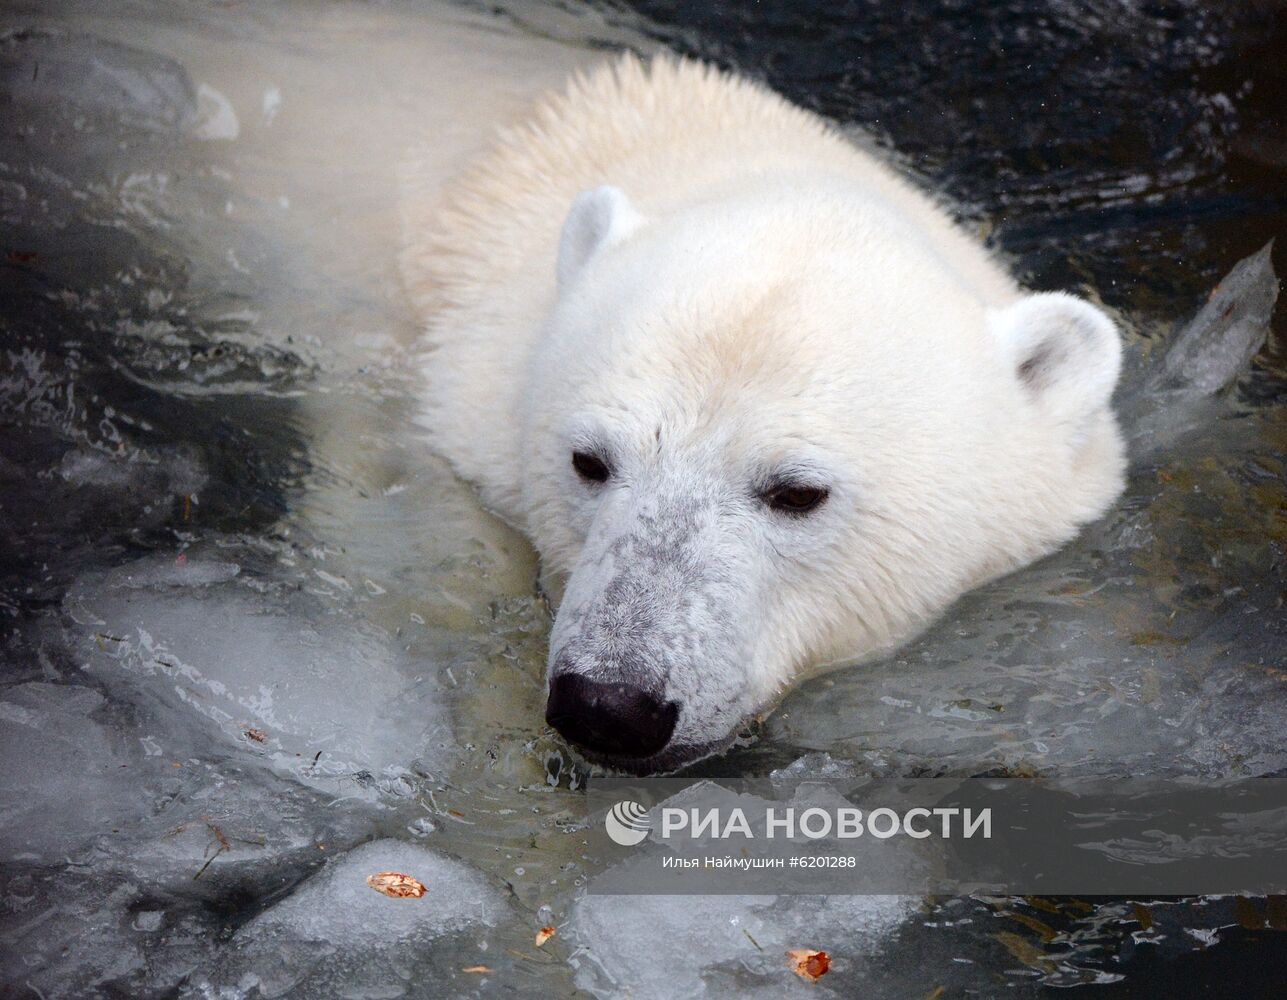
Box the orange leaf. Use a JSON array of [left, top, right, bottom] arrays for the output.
[[365, 871, 426, 898], [786, 948, 831, 982]]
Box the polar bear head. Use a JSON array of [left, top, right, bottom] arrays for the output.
[[525, 183, 1125, 775]]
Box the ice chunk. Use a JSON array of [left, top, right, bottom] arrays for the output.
[[104, 552, 241, 589], [239, 840, 495, 945], [769, 751, 859, 786], [57, 447, 208, 496], [1, 734, 380, 997], [0, 681, 145, 858], [0, 667, 379, 868], [189, 839, 500, 999], [70, 557, 454, 784], [1, 867, 167, 997], [262, 85, 282, 125], [1154, 241, 1277, 397], [192, 82, 240, 140], [1127, 242, 1279, 450], [569, 890, 914, 998], [113, 760, 377, 884], [0, 29, 196, 132]]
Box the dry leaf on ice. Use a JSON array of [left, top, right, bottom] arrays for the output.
[[786, 949, 831, 982], [365, 871, 426, 898], [462, 965, 492, 973], [535, 925, 555, 947]]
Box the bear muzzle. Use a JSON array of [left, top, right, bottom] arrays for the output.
[[545, 673, 679, 761]]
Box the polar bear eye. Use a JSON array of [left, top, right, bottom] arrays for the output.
[[571, 450, 611, 484], [762, 482, 829, 515]]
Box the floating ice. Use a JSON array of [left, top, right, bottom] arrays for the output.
[[262, 85, 281, 126], [766, 531, 1287, 781], [1126, 241, 1279, 450], [192, 82, 240, 141], [0, 28, 196, 133], [1154, 241, 1277, 398], [0, 682, 142, 858], [69, 551, 454, 785], [0, 676, 383, 997], [243, 840, 494, 945], [769, 751, 859, 786], [1, 866, 183, 998], [105, 552, 241, 589], [189, 839, 500, 999], [56, 448, 208, 496], [569, 890, 915, 998]]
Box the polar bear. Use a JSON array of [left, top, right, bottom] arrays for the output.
[[400, 54, 1125, 775]]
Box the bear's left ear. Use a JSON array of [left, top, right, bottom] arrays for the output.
[[989, 292, 1122, 441], [556, 185, 645, 289]]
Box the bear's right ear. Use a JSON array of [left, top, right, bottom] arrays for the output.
[[556, 185, 644, 289]]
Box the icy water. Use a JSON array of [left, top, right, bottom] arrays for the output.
[[1, 0, 1284, 997]]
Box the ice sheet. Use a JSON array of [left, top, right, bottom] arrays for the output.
[[569, 892, 915, 999], [189, 839, 502, 999], [69, 549, 454, 784]]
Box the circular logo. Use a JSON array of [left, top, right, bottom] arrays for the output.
[[604, 800, 652, 846]]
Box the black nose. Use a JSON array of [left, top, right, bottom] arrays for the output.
[[545, 674, 679, 759]]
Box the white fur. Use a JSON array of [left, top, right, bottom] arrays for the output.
[[557, 185, 645, 289], [400, 55, 1127, 767], [989, 292, 1123, 447]]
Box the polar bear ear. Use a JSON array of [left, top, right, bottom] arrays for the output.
[[989, 293, 1122, 439], [556, 185, 645, 289]]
